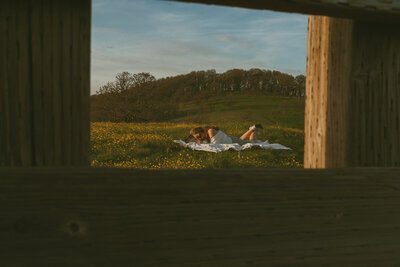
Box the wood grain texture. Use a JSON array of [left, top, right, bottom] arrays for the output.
[[77, 0, 91, 166], [305, 16, 354, 168], [171, 0, 400, 22], [0, 0, 9, 166], [51, 0, 63, 165], [305, 17, 400, 167], [1, 167, 400, 266], [325, 18, 354, 168], [350, 21, 400, 166], [0, 0, 91, 166], [71, 0, 80, 165], [60, 0, 72, 165], [305, 16, 329, 168], [16, 0, 33, 166], [31, 0, 45, 166], [6, 0, 21, 166]]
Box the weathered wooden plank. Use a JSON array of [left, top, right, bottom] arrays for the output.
[[71, 0, 80, 165], [51, 0, 63, 165], [350, 21, 400, 166], [1, 0, 92, 166], [325, 18, 353, 168], [305, 16, 329, 168], [30, 0, 44, 166], [305, 17, 400, 168], [79, 0, 91, 166], [1, 167, 400, 265], [16, 0, 33, 166], [171, 0, 400, 22], [0, 0, 9, 166], [72, 0, 91, 166], [305, 16, 354, 168], [6, 0, 21, 166], [60, 0, 72, 165]]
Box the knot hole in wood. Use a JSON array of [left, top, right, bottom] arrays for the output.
[[65, 219, 87, 236], [69, 222, 80, 233]]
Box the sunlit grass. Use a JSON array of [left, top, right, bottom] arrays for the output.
[[90, 122, 303, 169]]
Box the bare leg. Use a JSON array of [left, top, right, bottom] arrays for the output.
[[249, 132, 257, 141], [240, 129, 256, 140]]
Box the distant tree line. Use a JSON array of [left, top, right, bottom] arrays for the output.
[[91, 69, 305, 122]]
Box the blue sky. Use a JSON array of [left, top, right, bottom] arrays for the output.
[[91, 0, 308, 94]]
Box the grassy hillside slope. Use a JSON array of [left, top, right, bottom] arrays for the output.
[[91, 95, 305, 169], [173, 94, 304, 130]]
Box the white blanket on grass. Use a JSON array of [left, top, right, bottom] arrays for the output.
[[173, 140, 291, 153]]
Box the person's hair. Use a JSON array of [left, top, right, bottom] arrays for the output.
[[190, 127, 205, 136], [184, 134, 196, 143], [189, 126, 219, 143]]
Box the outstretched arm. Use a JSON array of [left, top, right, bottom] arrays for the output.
[[207, 128, 218, 139]]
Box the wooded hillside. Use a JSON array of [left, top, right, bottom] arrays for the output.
[[91, 69, 305, 122]]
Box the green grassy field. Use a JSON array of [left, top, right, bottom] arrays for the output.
[[91, 95, 305, 169], [174, 94, 305, 129]]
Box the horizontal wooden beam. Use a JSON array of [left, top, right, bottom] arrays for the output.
[[169, 0, 400, 22], [2, 167, 400, 265]]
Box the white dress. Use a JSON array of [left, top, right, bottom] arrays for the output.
[[210, 130, 255, 145], [210, 130, 233, 144]]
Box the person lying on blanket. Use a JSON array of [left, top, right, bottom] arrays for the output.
[[185, 124, 263, 145]]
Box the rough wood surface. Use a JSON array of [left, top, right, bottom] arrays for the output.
[[16, 0, 32, 166], [172, 0, 400, 22], [305, 17, 329, 168], [0, 0, 91, 166], [31, 0, 45, 166], [0, 0, 9, 165], [1, 167, 400, 266], [51, 0, 63, 165], [7, 0, 20, 165], [71, 0, 80, 165], [305, 16, 354, 168], [305, 17, 400, 167], [78, 0, 91, 166], [350, 21, 400, 166]]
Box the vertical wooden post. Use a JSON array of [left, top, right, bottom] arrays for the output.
[[305, 16, 354, 168], [0, 0, 91, 166], [350, 21, 400, 166], [305, 16, 400, 168]]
